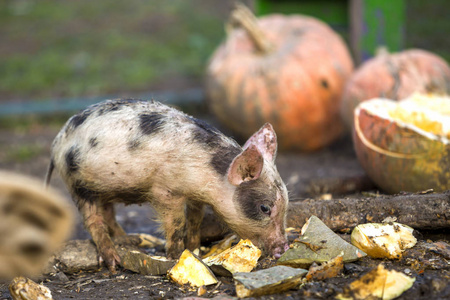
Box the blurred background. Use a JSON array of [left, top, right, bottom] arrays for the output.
[[0, 0, 449, 191], [0, 0, 448, 109], [0, 0, 448, 187]]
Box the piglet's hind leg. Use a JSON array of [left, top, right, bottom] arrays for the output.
[[79, 201, 121, 273], [103, 203, 127, 237]]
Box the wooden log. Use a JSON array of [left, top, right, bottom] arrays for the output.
[[287, 191, 450, 231], [200, 192, 450, 241]]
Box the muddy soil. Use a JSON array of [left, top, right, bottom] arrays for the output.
[[0, 113, 449, 299]]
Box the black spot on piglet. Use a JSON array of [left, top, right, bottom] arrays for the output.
[[233, 181, 276, 221], [68, 111, 91, 129], [72, 179, 150, 207], [89, 137, 99, 148], [96, 98, 141, 116], [72, 180, 98, 206], [191, 117, 220, 135], [211, 146, 241, 176], [66, 146, 81, 174], [139, 113, 166, 135], [190, 117, 222, 147], [189, 116, 241, 176]]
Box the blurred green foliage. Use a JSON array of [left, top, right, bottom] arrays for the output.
[[0, 0, 229, 100], [1, 0, 448, 102], [5, 143, 46, 162]]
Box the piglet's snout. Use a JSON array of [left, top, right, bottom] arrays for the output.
[[272, 241, 289, 259], [262, 234, 289, 259]]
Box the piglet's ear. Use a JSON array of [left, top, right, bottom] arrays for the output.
[[243, 123, 277, 162], [228, 144, 263, 186]]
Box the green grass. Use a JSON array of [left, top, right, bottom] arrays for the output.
[[0, 113, 70, 131], [5, 144, 46, 162], [1, 0, 448, 102], [0, 0, 227, 100]]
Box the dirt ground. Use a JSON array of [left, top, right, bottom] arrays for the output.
[[0, 112, 449, 299]]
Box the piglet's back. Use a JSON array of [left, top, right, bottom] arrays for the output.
[[50, 99, 242, 201]]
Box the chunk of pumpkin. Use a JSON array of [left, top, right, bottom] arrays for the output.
[[203, 239, 261, 276], [167, 249, 217, 287]]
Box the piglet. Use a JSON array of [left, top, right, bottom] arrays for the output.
[[46, 99, 289, 272]]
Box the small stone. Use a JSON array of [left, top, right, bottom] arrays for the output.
[[234, 265, 307, 298], [278, 216, 366, 268]]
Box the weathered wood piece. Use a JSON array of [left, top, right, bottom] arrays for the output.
[[287, 191, 450, 231], [113, 233, 165, 250], [122, 251, 175, 275], [200, 192, 450, 242]]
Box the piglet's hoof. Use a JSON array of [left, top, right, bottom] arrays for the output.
[[97, 245, 122, 274]]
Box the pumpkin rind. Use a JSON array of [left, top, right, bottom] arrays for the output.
[[353, 97, 450, 193], [206, 13, 353, 152]]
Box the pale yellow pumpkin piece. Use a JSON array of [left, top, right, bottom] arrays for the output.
[[167, 249, 217, 287], [203, 239, 261, 276], [337, 264, 415, 300], [351, 222, 417, 259]]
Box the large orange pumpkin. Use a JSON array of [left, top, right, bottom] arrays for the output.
[[205, 4, 354, 152], [353, 94, 450, 194], [341, 48, 450, 130]]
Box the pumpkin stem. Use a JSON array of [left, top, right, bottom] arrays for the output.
[[375, 46, 390, 57], [227, 3, 274, 55]]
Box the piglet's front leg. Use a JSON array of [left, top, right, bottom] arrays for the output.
[[185, 201, 204, 251], [153, 192, 187, 259]]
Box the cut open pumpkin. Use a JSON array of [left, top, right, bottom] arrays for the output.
[[353, 93, 450, 193]]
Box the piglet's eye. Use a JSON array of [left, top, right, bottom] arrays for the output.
[[260, 204, 271, 215]]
